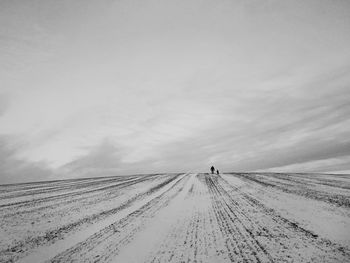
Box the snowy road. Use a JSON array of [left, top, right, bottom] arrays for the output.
[[1, 173, 349, 262]]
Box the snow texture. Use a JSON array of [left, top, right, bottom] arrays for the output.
[[0, 172, 349, 262]]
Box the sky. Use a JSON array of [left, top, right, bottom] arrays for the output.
[[1, 0, 350, 183]]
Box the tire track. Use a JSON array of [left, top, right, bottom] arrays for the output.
[[232, 173, 350, 208], [0, 176, 135, 200], [205, 174, 273, 263], [0, 174, 159, 209], [209, 174, 350, 262], [145, 174, 230, 263], [2, 172, 349, 263], [47, 174, 189, 263], [0, 174, 183, 263], [1, 174, 162, 218]]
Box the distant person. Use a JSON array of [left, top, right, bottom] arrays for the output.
[[210, 166, 215, 174], [216, 169, 219, 175]]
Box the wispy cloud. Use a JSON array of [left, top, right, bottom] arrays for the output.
[[261, 156, 350, 174]]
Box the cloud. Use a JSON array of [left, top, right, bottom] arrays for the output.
[[60, 139, 169, 178], [0, 0, 350, 182], [60, 139, 123, 176], [0, 135, 53, 184], [261, 156, 350, 173], [0, 93, 10, 116]]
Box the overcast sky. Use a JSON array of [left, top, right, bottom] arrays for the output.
[[1, 0, 350, 183]]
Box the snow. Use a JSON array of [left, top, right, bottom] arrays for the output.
[[1, 172, 349, 262], [221, 173, 350, 246], [18, 173, 187, 263]]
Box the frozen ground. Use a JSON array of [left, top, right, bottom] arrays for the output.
[[0, 172, 349, 262]]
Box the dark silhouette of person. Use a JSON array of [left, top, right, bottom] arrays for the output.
[[216, 169, 219, 175], [210, 166, 215, 174]]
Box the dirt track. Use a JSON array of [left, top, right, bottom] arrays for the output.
[[0, 173, 349, 262]]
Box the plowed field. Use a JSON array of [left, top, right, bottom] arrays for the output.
[[1, 173, 349, 262]]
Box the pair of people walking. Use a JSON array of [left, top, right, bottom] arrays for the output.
[[210, 166, 219, 175]]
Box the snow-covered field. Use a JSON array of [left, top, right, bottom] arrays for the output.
[[0, 172, 349, 262]]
